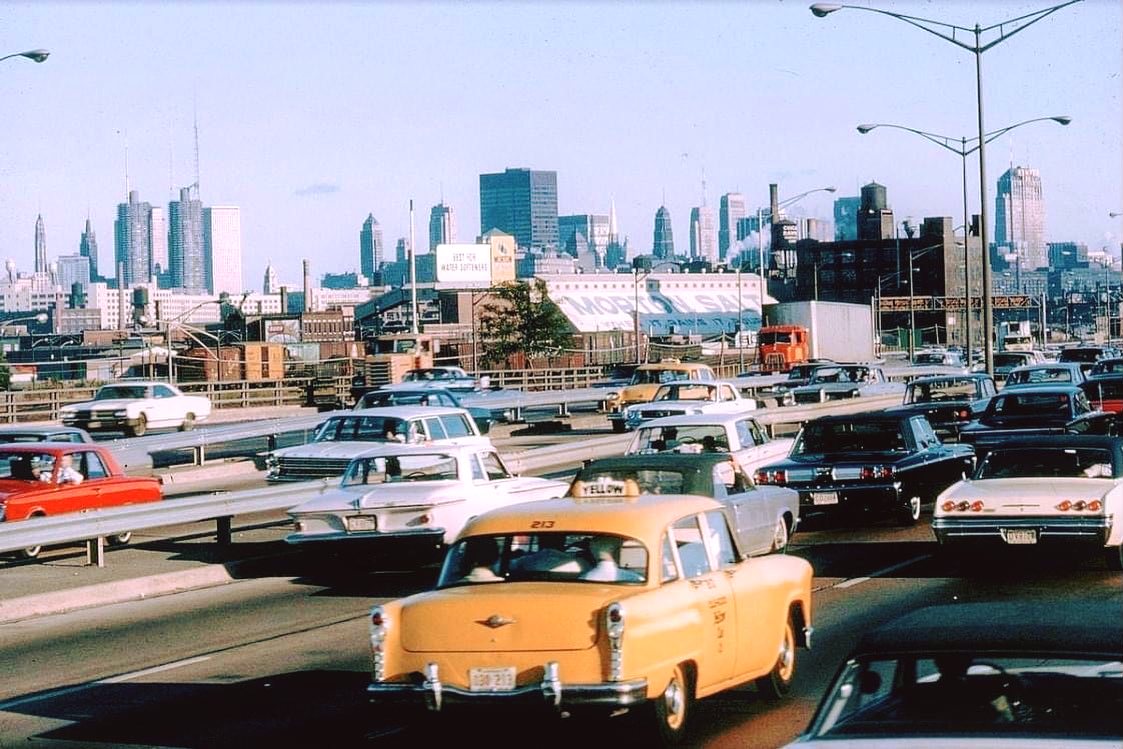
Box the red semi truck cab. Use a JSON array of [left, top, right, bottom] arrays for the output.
[[757, 324, 810, 372]]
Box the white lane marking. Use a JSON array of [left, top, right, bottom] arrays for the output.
[[0, 656, 211, 712], [97, 656, 211, 684], [831, 554, 931, 590]]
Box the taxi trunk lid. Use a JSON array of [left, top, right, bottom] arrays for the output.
[[400, 584, 618, 653]]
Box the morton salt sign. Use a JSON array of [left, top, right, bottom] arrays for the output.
[[435, 244, 492, 284], [541, 272, 772, 336]]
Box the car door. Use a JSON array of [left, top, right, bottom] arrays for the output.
[[151, 384, 180, 427], [74, 449, 125, 508], [714, 461, 768, 554], [668, 513, 737, 691]]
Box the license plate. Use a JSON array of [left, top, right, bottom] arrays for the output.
[[346, 515, 377, 532], [810, 491, 839, 505], [469, 667, 516, 692], [1004, 529, 1037, 545]]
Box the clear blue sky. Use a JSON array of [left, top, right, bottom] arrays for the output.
[[2, 1, 1119, 290]]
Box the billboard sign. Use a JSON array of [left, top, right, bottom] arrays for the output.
[[436, 244, 492, 284]]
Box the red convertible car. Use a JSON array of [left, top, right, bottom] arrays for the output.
[[0, 443, 162, 559]]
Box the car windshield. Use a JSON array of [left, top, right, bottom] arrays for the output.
[[358, 391, 450, 409], [993, 354, 1030, 368], [989, 392, 1072, 418], [1060, 349, 1103, 363], [437, 532, 649, 587], [976, 447, 1115, 479], [0, 451, 56, 481], [1091, 360, 1123, 375], [313, 415, 416, 442], [904, 379, 977, 404], [0, 433, 47, 443], [810, 654, 1123, 740], [913, 353, 946, 365], [759, 331, 793, 345], [1006, 368, 1074, 386], [787, 366, 819, 380], [341, 453, 459, 485], [809, 367, 867, 384], [653, 384, 714, 402], [403, 369, 464, 382], [631, 368, 690, 385], [95, 385, 148, 400], [570, 467, 687, 495], [631, 425, 729, 454], [795, 421, 907, 454]]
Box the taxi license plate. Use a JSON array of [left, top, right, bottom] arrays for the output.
[[469, 667, 516, 692], [1004, 529, 1037, 545], [810, 491, 839, 505], [346, 515, 377, 532]]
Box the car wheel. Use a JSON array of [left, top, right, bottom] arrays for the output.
[[180, 413, 195, 432], [14, 512, 45, 559], [1105, 544, 1123, 572], [756, 616, 797, 699], [128, 414, 147, 438], [107, 531, 132, 546], [895, 495, 922, 526], [611, 420, 626, 434], [770, 517, 790, 554], [646, 662, 692, 745]]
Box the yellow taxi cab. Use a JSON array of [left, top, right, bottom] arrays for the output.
[[605, 360, 717, 433], [366, 479, 814, 744]]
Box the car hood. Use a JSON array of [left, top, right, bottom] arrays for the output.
[[939, 477, 1115, 506], [62, 399, 139, 411], [273, 441, 415, 459], [399, 583, 628, 653], [291, 481, 468, 512]]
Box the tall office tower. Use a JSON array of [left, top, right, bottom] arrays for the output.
[[114, 190, 153, 287], [56, 255, 91, 292], [652, 205, 675, 259], [802, 218, 832, 242], [263, 260, 278, 294], [857, 182, 894, 240], [360, 214, 383, 280], [34, 214, 47, 273], [995, 165, 1047, 270], [428, 203, 456, 252], [204, 206, 243, 295], [718, 193, 746, 261], [149, 206, 168, 279], [395, 237, 408, 264], [168, 186, 206, 291], [79, 218, 100, 281], [558, 214, 610, 258], [689, 206, 717, 262], [833, 196, 861, 240], [479, 168, 559, 250]]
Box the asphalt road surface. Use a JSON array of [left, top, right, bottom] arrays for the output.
[[2, 520, 1118, 748]]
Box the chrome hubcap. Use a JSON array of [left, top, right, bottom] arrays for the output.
[[664, 675, 685, 727], [778, 627, 795, 681]]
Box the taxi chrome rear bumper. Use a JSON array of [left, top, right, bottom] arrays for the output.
[[368, 661, 648, 712], [933, 515, 1112, 545]]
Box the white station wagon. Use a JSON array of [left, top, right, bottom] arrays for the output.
[[267, 406, 488, 481], [933, 435, 1123, 571], [285, 443, 568, 554], [626, 412, 794, 476]]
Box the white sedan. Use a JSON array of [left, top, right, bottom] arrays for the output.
[[622, 380, 757, 431], [59, 381, 212, 437], [626, 412, 794, 476], [933, 435, 1123, 570], [286, 442, 568, 555]]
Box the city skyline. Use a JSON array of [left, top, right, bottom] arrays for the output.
[[1, 1, 1119, 288]]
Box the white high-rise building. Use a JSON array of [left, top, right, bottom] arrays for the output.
[[149, 205, 168, 278], [689, 206, 717, 263], [204, 206, 243, 296], [718, 193, 746, 261], [995, 166, 1047, 271]]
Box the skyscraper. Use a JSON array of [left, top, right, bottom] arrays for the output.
[[360, 214, 383, 280], [833, 196, 860, 241], [204, 206, 243, 295], [149, 206, 168, 279], [995, 166, 1047, 270], [57, 254, 91, 292], [115, 190, 153, 287], [395, 237, 408, 264], [169, 187, 206, 291], [689, 206, 717, 263], [479, 168, 559, 251], [429, 203, 456, 252], [79, 218, 99, 281], [263, 260, 278, 293], [558, 214, 610, 258], [653, 205, 675, 259], [34, 214, 47, 273], [718, 193, 746, 261]]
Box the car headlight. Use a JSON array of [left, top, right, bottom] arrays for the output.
[[266, 455, 279, 475]]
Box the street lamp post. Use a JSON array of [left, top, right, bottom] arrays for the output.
[[813, 0, 1083, 376], [856, 116, 1070, 354], [755, 186, 837, 294], [0, 312, 48, 336], [0, 49, 49, 65]]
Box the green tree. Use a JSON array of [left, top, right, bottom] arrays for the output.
[[477, 279, 573, 368]]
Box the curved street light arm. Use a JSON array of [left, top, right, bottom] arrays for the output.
[[860, 116, 1071, 157], [976, 0, 1084, 50]]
